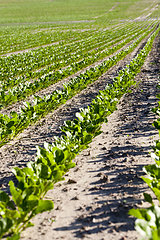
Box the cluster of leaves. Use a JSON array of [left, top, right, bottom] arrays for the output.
[[0, 25, 158, 239], [0, 23, 153, 109], [0, 25, 156, 147]]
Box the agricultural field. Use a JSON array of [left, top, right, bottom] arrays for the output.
[[0, 0, 160, 239]]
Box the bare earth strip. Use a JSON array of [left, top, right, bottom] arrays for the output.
[[20, 35, 159, 240]]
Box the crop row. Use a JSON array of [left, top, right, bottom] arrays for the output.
[[0, 23, 155, 109], [0, 21, 141, 55], [2, 25, 151, 100], [129, 76, 160, 239], [0, 25, 158, 240], [0, 26, 96, 55], [0, 26, 121, 79], [0, 21, 145, 82], [0, 24, 157, 147], [0, 21, 143, 91], [28, 22, 147, 80]]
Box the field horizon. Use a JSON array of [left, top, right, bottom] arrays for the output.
[[0, 0, 159, 25]]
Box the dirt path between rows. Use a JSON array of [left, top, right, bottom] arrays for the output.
[[19, 35, 159, 239]]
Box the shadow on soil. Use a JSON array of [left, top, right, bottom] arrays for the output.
[[53, 42, 160, 238], [53, 147, 148, 238], [53, 91, 158, 238]]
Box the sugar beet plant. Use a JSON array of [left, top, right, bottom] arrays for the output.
[[0, 25, 159, 239], [129, 80, 160, 240]]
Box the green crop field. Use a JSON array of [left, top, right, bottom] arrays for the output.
[[0, 0, 158, 24], [0, 0, 160, 239]]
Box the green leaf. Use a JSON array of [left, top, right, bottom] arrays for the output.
[[82, 131, 93, 144], [156, 141, 160, 150], [152, 188, 160, 202], [143, 193, 153, 204], [9, 181, 22, 207], [36, 163, 51, 179], [0, 217, 13, 237], [142, 176, 152, 188], [25, 222, 34, 228], [0, 191, 10, 203], [54, 149, 64, 164], [35, 200, 54, 214], [135, 219, 152, 239], [7, 233, 20, 240], [129, 208, 144, 219], [6, 121, 15, 129], [23, 194, 39, 211]]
